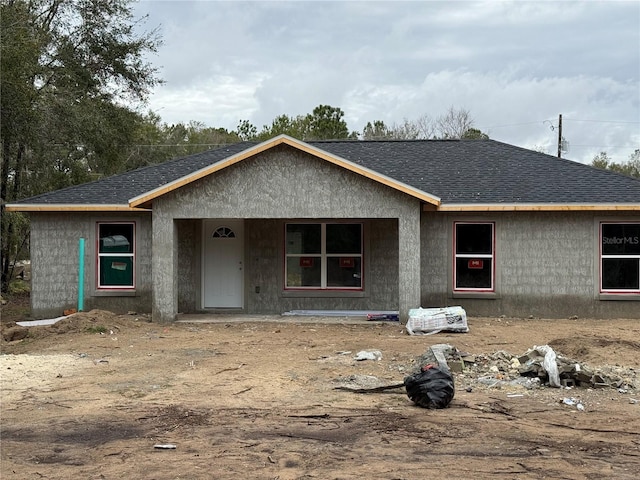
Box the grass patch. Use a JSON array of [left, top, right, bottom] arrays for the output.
[[86, 325, 108, 334], [8, 279, 31, 295]]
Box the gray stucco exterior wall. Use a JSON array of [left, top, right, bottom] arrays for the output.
[[173, 218, 400, 315], [421, 211, 640, 319], [29, 212, 152, 319], [151, 145, 420, 321], [177, 219, 200, 313], [24, 147, 639, 322], [152, 207, 178, 322], [245, 218, 400, 314], [398, 212, 421, 319]]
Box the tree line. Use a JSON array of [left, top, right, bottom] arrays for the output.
[[1, 0, 638, 293], [591, 150, 640, 179]]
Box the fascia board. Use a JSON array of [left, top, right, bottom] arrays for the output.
[[4, 204, 150, 212], [435, 203, 640, 212]]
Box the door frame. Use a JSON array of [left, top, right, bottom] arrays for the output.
[[201, 219, 245, 309]]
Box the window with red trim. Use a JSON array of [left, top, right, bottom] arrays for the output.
[[285, 223, 362, 289], [454, 222, 494, 292]]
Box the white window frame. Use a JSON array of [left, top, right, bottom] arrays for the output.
[[97, 222, 135, 290], [600, 222, 640, 294], [285, 222, 363, 290], [453, 221, 495, 293]]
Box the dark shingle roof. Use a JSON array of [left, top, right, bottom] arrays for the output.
[[10, 138, 640, 206], [13, 142, 253, 205], [316, 140, 640, 204]]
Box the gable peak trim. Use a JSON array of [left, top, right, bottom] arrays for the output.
[[128, 135, 441, 208]]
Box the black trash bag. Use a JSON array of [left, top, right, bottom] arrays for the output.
[[404, 364, 455, 409]]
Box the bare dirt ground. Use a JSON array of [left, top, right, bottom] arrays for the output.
[[1, 304, 639, 479]]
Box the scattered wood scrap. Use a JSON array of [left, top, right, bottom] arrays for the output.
[[333, 382, 405, 394]]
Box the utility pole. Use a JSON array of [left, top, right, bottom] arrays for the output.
[[557, 114, 562, 158]]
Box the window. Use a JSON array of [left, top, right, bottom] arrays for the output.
[[454, 222, 494, 291], [285, 223, 362, 289], [600, 222, 640, 293], [98, 223, 135, 289], [213, 226, 235, 238]]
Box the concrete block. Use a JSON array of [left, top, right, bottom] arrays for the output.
[[448, 360, 465, 373]]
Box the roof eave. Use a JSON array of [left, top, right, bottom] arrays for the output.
[[435, 203, 640, 212], [127, 135, 441, 208], [4, 204, 150, 212]]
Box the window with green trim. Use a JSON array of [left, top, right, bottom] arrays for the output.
[[98, 223, 135, 289], [600, 222, 640, 293]]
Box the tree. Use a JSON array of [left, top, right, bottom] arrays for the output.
[[626, 149, 640, 178], [239, 105, 355, 142], [305, 104, 351, 140], [1, 0, 162, 292], [591, 150, 640, 179], [411, 114, 437, 139], [389, 118, 423, 139], [236, 119, 258, 141], [361, 108, 487, 140], [365, 117, 437, 140], [461, 128, 489, 140], [256, 114, 311, 141], [436, 106, 474, 139], [362, 120, 393, 140], [120, 116, 240, 170], [591, 151, 612, 170]]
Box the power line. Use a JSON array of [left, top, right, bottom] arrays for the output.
[[46, 143, 234, 148], [562, 144, 640, 149], [563, 118, 640, 125], [487, 118, 640, 130], [486, 121, 547, 128], [124, 144, 232, 147]]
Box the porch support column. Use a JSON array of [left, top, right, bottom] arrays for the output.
[[398, 209, 421, 323], [152, 214, 178, 322]]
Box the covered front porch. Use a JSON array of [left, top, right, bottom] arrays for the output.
[[152, 216, 421, 322]]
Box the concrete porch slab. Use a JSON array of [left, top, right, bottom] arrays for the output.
[[175, 313, 399, 325]]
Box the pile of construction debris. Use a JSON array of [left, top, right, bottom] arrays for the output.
[[432, 343, 637, 391], [332, 343, 636, 404]]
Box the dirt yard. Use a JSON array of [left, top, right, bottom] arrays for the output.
[[1, 307, 639, 479]]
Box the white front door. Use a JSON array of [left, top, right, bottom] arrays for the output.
[[203, 220, 244, 308]]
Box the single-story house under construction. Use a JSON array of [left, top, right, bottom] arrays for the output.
[[6, 135, 640, 321]]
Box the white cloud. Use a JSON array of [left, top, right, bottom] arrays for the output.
[[148, 73, 265, 127], [135, 0, 640, 164]]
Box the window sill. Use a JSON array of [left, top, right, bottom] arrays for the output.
[[282, 289, 366, 298], [93, 289, 137, 297], [452, 291, 499, 300], [599, 293, 640, 301]]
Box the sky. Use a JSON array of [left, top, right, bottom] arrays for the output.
[[132, 0, 640, 164]]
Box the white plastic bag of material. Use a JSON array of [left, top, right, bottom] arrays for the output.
[[406, 306, 469, 335], [533, 345, 561, 388]]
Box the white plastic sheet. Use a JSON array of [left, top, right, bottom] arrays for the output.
[[406, 306, 469, 335]]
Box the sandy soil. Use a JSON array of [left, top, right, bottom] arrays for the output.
[[1, 310, 639, 479]]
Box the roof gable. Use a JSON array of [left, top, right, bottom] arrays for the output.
[[127, 135, 441, 208]]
